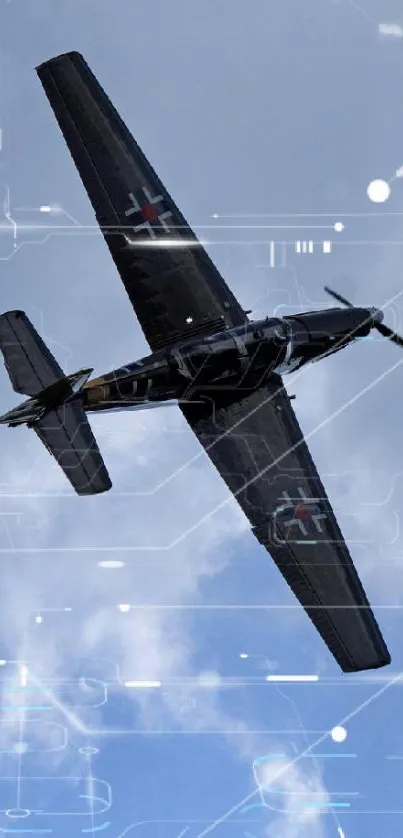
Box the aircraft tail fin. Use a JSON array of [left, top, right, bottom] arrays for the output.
[[0, 311, 112, 496]]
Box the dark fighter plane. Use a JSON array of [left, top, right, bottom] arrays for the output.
[[0, 52, 397, 672]]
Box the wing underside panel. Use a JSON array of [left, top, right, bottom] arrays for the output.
[[36, 51, 247, 351], [181, 378, 390, 672]]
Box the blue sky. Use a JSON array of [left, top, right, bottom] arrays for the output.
[[0, 0, 402, 836]]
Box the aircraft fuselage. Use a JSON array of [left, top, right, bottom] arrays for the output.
[[83, 305, 380, 414]]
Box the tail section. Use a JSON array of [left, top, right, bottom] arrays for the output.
[[33, 401, 112, 495], [0, 311, 112, 496], [0, 310, 65, 396]]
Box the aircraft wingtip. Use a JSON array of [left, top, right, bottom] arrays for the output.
[[35, 50, 84, 73]]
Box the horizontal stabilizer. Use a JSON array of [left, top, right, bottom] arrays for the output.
[[0, 310, 112, 495], [33, 400, 112, 495]]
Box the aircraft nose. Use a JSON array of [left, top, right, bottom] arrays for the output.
[[369, 307, 384, 325]]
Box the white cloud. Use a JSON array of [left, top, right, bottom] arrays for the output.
[[257, 755, 330, 838], [0, 400, 249, 731], [2, 7, 402, 829], [378, 23, 403, 38], [0, 371, 334, 838]]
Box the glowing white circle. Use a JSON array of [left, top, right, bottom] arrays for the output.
[[367, 179, 390, 203], [331, 725, 347, 743]]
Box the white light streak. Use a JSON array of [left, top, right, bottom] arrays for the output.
[[98, 560, 125, 569], [266, 674, 319, 682], [124, 236, 202, 248], [124, 680, 162, 688], [19, 665, 28, 687]]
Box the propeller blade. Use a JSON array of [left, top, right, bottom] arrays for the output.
[[324, 285, 403, 347], [324, 286, 354, 308], [375, 321, 403, 347]]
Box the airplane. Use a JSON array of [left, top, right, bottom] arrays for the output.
[[0, 51, 397, 673]]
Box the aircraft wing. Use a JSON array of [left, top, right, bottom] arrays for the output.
[[36, 51, 247, 353], [181, 377, 391, 672]]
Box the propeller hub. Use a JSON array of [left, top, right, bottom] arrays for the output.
[[369, 307, 384, 325]]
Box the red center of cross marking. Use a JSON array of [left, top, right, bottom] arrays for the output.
[[140, 202, 160, 222], [293, 503, 312, 520]]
